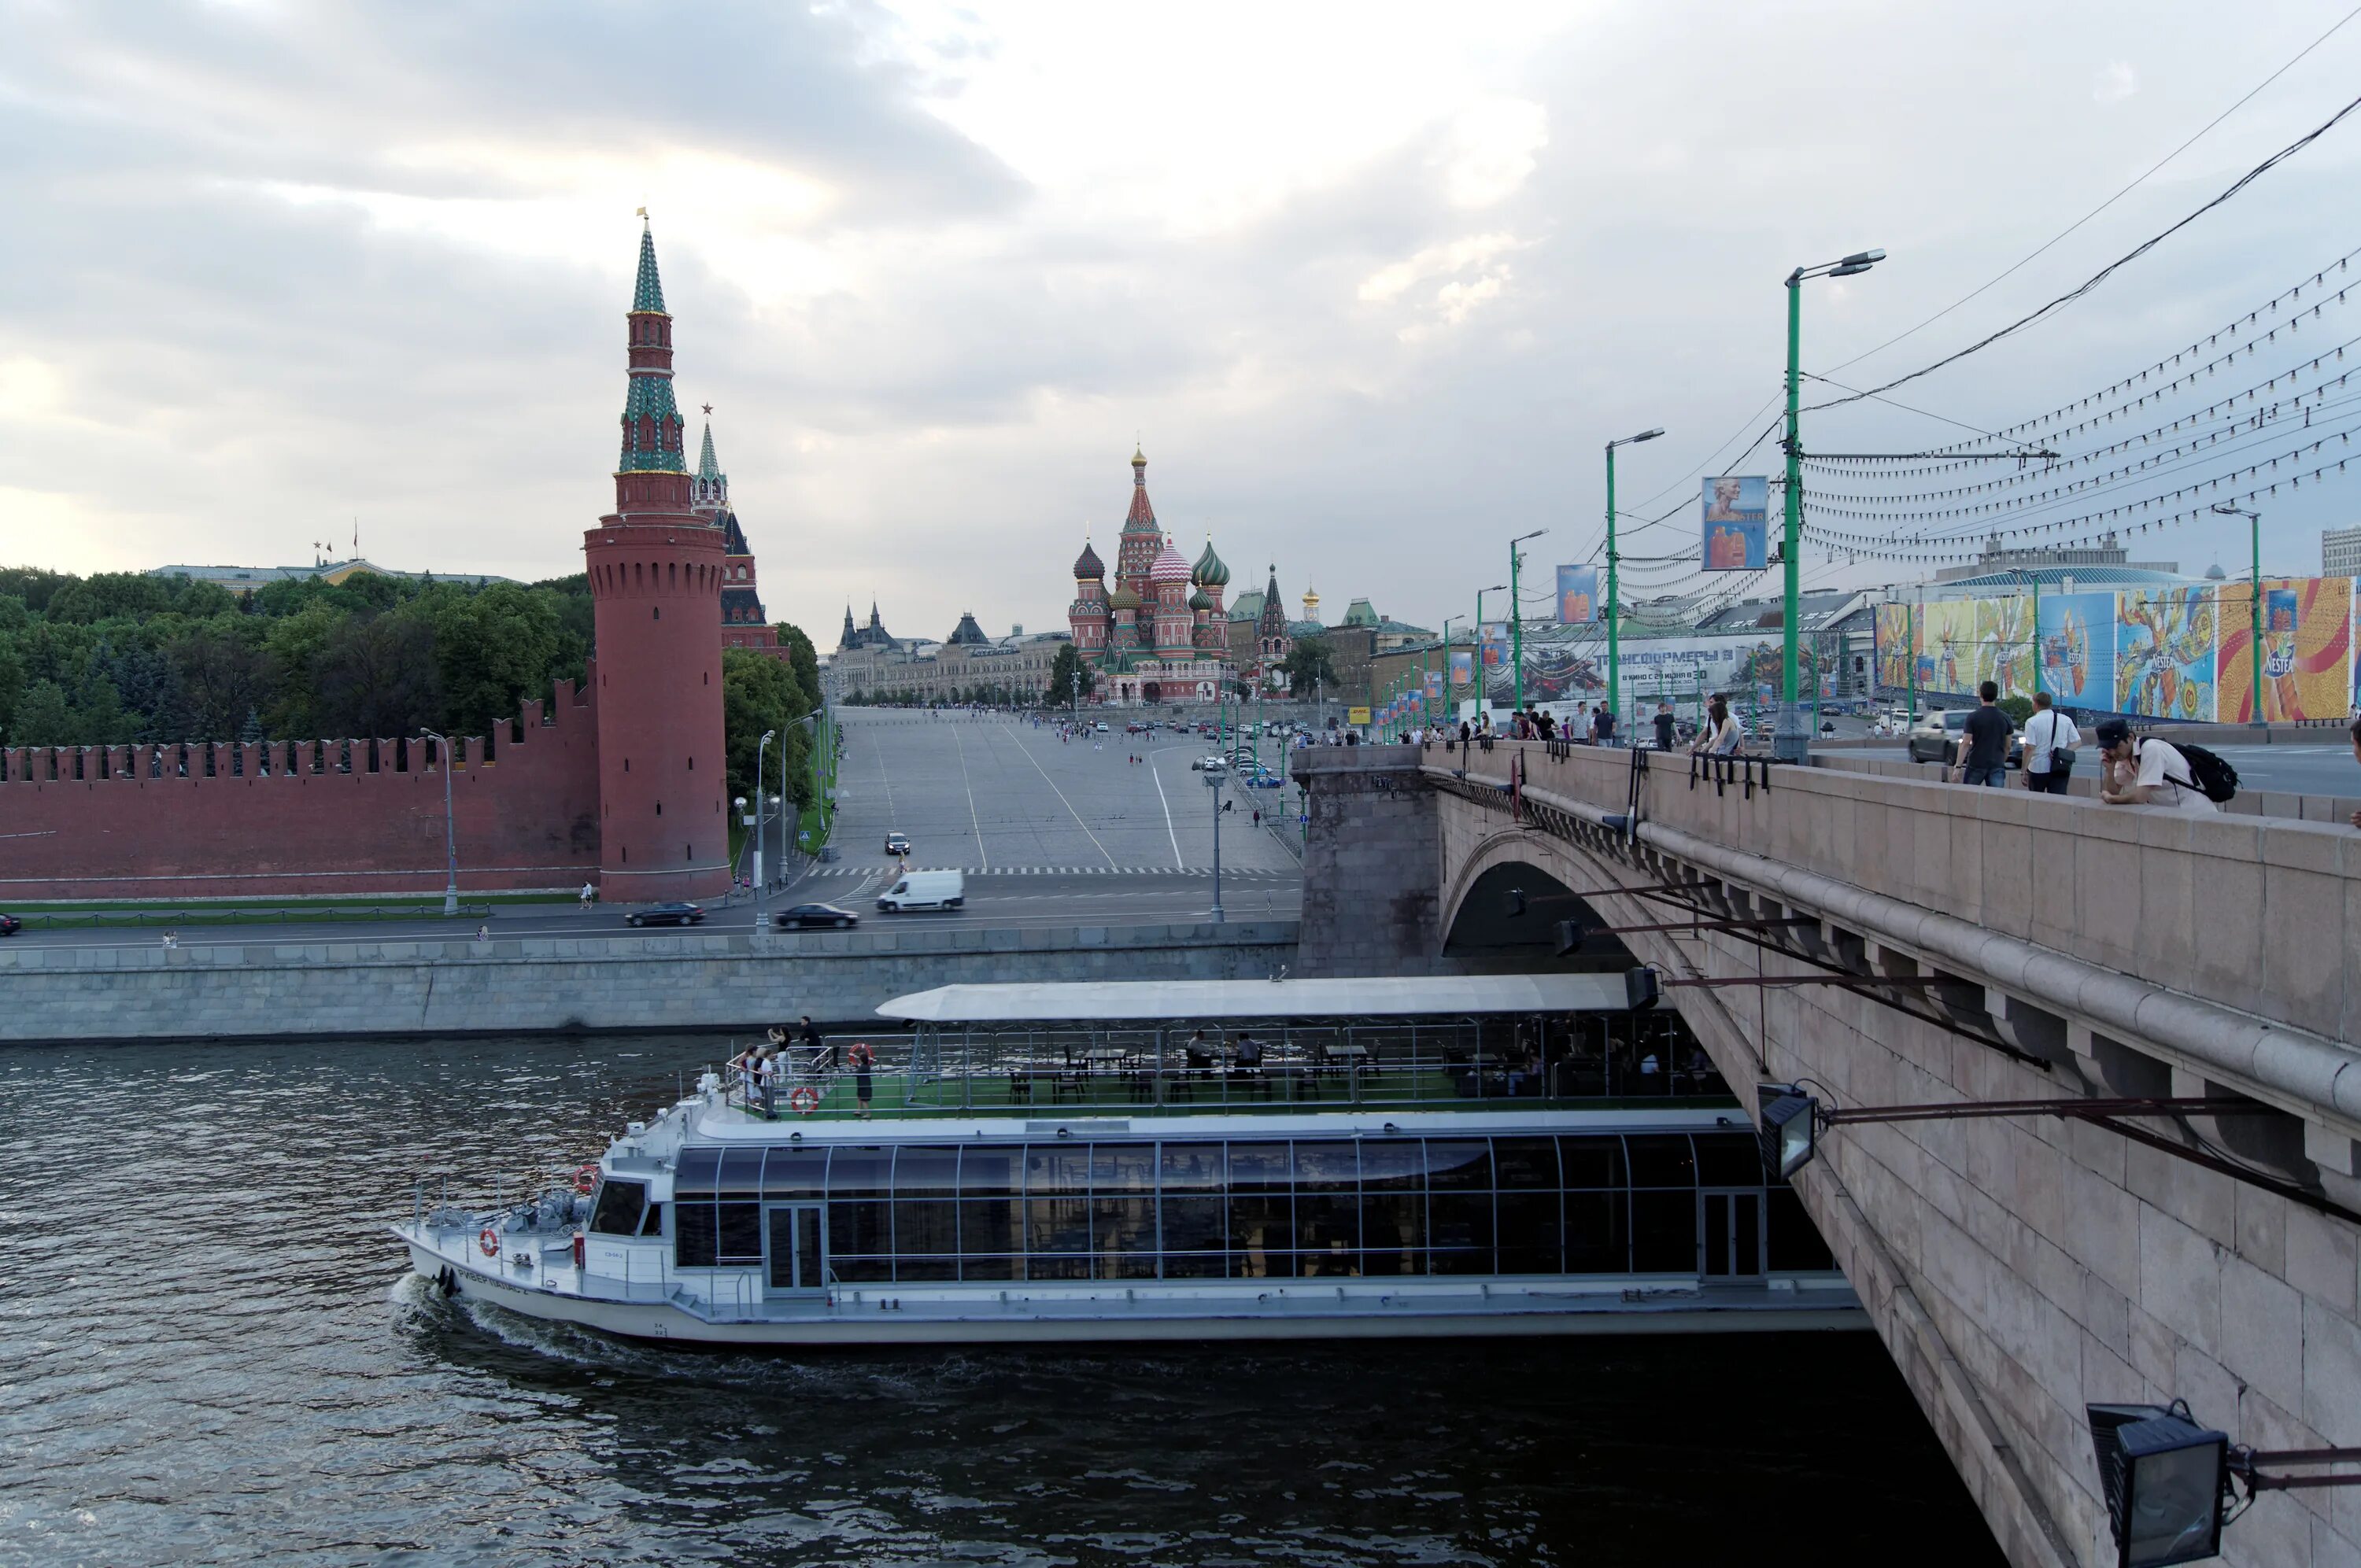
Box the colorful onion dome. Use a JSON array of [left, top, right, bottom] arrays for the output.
[[1192, 538, 1229, 588], [1188, 587, 1212, 611], [1073, 537, 1105, 580], [1149, 538, 1192, 585], [1107, 586, 1144, 611]]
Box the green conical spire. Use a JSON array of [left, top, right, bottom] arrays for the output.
[[633, 220, 667, 313], [696, 419, 720, 481]]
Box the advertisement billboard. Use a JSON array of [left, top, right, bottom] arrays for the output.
[[1556, 565, 1598, 625], [1448, 649, 1475, 690], [2218, 577, 2352, 721], [1347, 707, 1372, 726], [2035, 592, 2114, 707], [1479, 622, 1509, 668], [2116, 587, 2217, 721], [1702, 476, 1768, 570]]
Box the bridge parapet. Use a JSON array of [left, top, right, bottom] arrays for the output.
[[1398, 740, 2361, 1567]]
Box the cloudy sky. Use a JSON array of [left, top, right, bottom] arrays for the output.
[[6, 0, 2359, 641]]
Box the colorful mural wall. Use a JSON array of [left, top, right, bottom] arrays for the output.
[[2115, 588, 2216, 723], [1871, 575, 2360, 721], [2034, 592, 2113, 708], [2217, 577, 2353, 722]]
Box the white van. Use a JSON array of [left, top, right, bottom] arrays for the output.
[[878, 868, 965, 912]]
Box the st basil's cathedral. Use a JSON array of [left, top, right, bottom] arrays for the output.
[[1067, 448, 1236, 704]]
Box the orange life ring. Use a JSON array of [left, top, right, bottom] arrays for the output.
[[789, 1085, 821, 1115], [478, 1227, 500, 1257], [574, 1164, 600, 1195]]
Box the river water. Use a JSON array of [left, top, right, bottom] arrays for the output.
[[0, 1035, 2000, 1566]]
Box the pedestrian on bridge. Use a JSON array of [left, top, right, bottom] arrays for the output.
[[1957, 682, 2014, 788], [2094, 719, 2219, 814]]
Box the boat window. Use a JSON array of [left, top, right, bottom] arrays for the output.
[[1624, 1134, 1697, 1188], [717, 1202, 762, 1264], [1630, 1192, 1698, 1272], [827, 1146, 892, 1197], [639, 1201, 664, 1238], [589, 1179, 647, 1236], [719, 1147, 764, 1200], [675, 1203, 717, 1268], [1026, 1144, 1089, 1195], [762, 1146, 829, 1196], [959, 1146, 1022, 1197], [892, 1146, 961, 1194], [1158, 1142, 1224, 1190], [674, 1146, 721, 1197], [1426, 1140, 1492, 1190], [1557, 1135, 1628, 1189], [1694, 1131, 1764, 1186]]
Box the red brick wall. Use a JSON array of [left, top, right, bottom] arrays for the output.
[[0, 684, 600, 902]]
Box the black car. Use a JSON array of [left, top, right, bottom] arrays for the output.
[[626, 902, 705, 928], [773, 902, 859, 930], [0, 913, 20, 937]]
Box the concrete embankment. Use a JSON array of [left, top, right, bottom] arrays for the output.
[[0, 921, 1300, 1044]]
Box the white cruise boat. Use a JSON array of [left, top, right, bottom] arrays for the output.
[[397, 976, 1860, 1345]]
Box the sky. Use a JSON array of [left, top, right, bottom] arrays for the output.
[[6, 0, 2361, 643]]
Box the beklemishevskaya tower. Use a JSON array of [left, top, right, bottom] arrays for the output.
[[584, 220, 731, 900]]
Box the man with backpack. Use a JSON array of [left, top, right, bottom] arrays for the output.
[[2019, 692, 2078, 795], [2094, 719, 2226, 814]]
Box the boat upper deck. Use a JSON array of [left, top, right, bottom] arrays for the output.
[[720, 975, 1728, 1124]]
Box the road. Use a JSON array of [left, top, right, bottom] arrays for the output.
[[1820, 740, 2360, 797], [0, 708, 1304, 954]]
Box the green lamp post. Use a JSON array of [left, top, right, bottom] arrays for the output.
[[1775, 247, 1885, 762], [1605, 427, 1665, 730]]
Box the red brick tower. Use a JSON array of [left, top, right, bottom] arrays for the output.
[[584, 220, 730, 901]]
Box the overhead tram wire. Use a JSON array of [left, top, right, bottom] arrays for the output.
[[1809, 244, 2361, 473], [1823, 6, 2361, 379], [1798, 90, 2361, 416]]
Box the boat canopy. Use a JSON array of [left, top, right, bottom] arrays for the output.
[[875, 974, 1631, 1024]]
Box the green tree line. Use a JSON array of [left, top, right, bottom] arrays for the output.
[[0, 566, 823, 813]]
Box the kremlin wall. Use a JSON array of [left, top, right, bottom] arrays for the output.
[[0, 223, 742, 903]]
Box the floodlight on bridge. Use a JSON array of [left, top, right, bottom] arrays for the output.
[[2087, 1404, 2228, 1568], [1756, 1085, 1817, 1179], [1623, 966, 1659, 1011]]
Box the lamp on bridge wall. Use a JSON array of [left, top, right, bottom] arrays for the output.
[[2083, 1400, 2361, 1567]]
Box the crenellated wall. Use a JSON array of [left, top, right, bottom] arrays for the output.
[[0, 682, 600, 900]]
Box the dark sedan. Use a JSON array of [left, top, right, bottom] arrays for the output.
[[0, 913, 20, 937], [773, 902, 859, 930], [625, 902, 705, 928]]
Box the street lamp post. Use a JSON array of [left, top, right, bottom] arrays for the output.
[[1206, 768, 1227, 924], [1475, 585, 1507, 725], [1509, 529, 1546, 723], [1605, 428, 1665, 732], [1776, 247, 1885, 762], [1441, 616, 1461, 725], [418, 728, 460, 917], [2213, 503, 2266, 725], [755, 729, 774, 899]]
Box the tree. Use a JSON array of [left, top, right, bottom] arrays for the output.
[[12, 679, 72, 746], [1280, 635, 1336, 692], [413, 583, 561, 737], [168, 622, 273, 739], [722, 647, 815, 814], [316, 614, 440, 738], [1047, 644, 1096, 707]]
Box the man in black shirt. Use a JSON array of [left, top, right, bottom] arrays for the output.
[[1958, 681, 2014, 788], [1653, 701, 1676, 751]]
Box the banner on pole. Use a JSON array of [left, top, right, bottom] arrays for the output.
[[1480, 622, 1509, 668], [1701, 476, 1768, 570], [1555, 565, 1598, 625], [1347, 706, 1371, 726], [1449, 649, 1474, 689]]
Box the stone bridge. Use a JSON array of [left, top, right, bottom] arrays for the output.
[[1293, 741, 2361, 1568]]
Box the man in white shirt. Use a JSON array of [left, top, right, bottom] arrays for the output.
[[2019, 692, 2079, 795], [2095, 719, 2219, 814]]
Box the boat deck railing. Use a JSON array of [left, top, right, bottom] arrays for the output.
[[719, 1025, 1727, 1122]]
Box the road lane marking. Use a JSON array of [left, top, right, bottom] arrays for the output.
[[996, 724, 1119, 868], [951, 724, 989, 870], [1150, 749, 1183, 869]]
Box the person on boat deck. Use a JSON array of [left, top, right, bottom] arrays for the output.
[[800, 1016, 834, 1075], [1232, 1035, 1264, 1075], [847, 1040, 877, 1118], [729, 1044, 759, 1104], [1184, 1029, 1215, 1072], [754, 1046, 780, 1118]]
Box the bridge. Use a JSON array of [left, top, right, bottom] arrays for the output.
[[1294, 740, 2361, 1568]]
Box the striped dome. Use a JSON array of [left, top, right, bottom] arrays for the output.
[[1149, 538, 1192, 585], [1192, 539, 1230, 588], [1073, 539, 1105, 580]]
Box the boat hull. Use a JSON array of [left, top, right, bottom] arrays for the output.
[[402, 1233, 1862, 1348]]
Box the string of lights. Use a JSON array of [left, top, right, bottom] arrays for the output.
[[1805, 246, 2361, 471], [1799, 379, 2361, 526], [1799, 422, 2358, 563], [1801, 325, 2359, 500]]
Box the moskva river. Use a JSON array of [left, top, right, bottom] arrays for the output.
[[0, 1034, 2000, 1566]]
